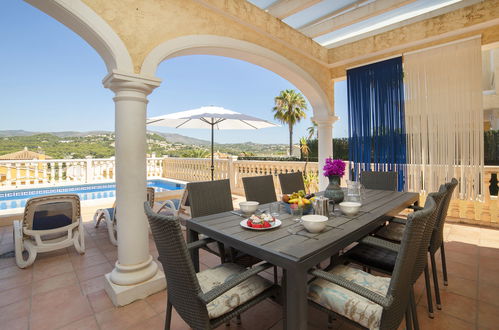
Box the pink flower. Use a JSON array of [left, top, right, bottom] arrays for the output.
[[323, 158, 346, 177]]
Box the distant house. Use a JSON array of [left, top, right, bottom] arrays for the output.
[[0, 147, 51, 184]]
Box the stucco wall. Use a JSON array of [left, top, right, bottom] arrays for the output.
[[81, 0, 333, 111]]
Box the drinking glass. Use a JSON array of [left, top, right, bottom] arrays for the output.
[[290, 204, 303, 222], [269, 202, 281, 218], [329, 200, 336, 216]]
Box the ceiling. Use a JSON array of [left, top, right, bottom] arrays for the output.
[[247, 0, 482, 48]]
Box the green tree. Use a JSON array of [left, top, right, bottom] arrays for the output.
[[273, 89, 308, 156], [299, 137, 310, 173], [182, 148, 210, 158], [307, 121, 318, 139]]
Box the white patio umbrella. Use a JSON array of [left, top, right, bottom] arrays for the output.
[[147, 106, 279, 180]]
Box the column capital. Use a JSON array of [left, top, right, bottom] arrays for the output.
[[103, 70, 162, 96], [311, 115, 339, 126]]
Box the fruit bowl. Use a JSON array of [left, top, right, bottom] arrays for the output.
[[280, 201, 313, 215], [280, 191, 315, 215]]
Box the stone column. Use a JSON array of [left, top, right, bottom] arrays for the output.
[[314, 115, 338, 191], [102, 71, 165, 306]]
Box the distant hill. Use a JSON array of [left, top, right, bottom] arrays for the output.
[[0, 130, 289, 158], [153, 132, 210, 146], [0, 130, 210, 145], [0, 130, 110, 138]]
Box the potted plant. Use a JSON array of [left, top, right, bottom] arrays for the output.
[[323, 157, 346, 203]]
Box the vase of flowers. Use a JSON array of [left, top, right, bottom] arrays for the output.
[[323, 158, 346, 203]]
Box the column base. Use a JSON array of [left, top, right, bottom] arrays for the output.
[[104, 270, 166, 306]]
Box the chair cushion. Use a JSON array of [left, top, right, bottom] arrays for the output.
[[308, 265, 390, 330], [344, 243, 397, 274], [375, 222, 405, 242], [105, 208, 115, 220], [32, 213, 73, 230], [197, 263, 272, 319]]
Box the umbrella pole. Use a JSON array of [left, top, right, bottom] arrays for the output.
[[211, 123, 214, 181]]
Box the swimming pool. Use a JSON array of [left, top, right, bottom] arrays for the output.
[[0, 179, 185, 210]]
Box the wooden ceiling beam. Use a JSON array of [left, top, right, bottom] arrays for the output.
[[265, 0, 321, 20], [297, 0, 369, 30], [300, 0, 418, 38]]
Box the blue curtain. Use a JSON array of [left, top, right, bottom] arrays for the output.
[[347, 57, 406, 191]]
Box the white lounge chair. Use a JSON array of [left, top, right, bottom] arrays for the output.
[[14, 194, 85, 268], [156, 189, 189, 220], [93, 187, 158, 245]]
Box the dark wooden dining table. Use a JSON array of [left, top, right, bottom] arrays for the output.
[[186, 189, 419, 330]]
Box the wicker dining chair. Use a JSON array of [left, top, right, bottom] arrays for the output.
[[186, 180, 232, 262], [360, 171, 398, 191], [374, 178, 458, 312], [307, 196, 436, 330], [144, 203, 279, 330], [278, 171, 305, 194], [93, 187, 155, 246], [187, 179, 268, 268], [187, 180, 233, 219], [341, 188, 446, 329], [242, 175, 277, 204]]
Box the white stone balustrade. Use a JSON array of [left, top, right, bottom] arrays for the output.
[[163, 157, 319, 195], [1, 155, 497, 225], [0, 157, 164, 188]]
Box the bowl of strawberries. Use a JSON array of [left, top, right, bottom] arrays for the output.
[[241, 213, 281, 230]]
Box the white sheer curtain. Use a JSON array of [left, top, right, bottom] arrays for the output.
[[404, 37, 484, 200]]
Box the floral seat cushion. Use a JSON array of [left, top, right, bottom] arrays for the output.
[[375, 221, 406, 242], [197, 263, 272, 319], [308, 265, 390, 330]]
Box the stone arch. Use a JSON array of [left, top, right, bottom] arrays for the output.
[[25, 0, 133, 73], [141, 35, 331, 118]]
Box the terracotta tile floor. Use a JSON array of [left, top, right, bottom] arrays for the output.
[[0, 206, 498, 330]]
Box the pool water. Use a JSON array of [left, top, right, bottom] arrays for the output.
[[0, 179, 184, 210]]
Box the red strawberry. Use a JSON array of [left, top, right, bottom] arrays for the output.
[[263, 221, 271, 228], [252, 223, 263, 228], [246, 219, 252, 227]]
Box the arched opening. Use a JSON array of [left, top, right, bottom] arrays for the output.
[[25, 0, 133, 73], [147, 54, 314, 148], [141, 35, 332, 119]]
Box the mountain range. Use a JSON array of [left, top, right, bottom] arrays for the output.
[[0, 130, 210, 146]]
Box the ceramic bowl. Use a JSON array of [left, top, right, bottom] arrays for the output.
[[239, 201, 259, 215], [339, 201, 362, 216], [301, 215, 328, 233]]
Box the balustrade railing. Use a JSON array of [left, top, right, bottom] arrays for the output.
[[163, 156, 319, 195], [1, 155, 497, 226], [0, 157, 164, 188]]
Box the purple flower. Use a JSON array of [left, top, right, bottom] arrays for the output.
[[323, 158, 346, 177]]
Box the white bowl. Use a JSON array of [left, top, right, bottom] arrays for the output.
[[301, 215, 328, 233], [339, 202, 362, 216], [239, 201, 259, 215]]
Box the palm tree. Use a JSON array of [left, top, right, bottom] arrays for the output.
[[307, 121, 318, 140], [273, 89, 308, 156], [299, 137, 310, 174], [182, 148, 210, 158]]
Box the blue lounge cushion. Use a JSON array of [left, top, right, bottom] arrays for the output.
[[171, 199, 180, 208], [104, 207, 115, 220], [32, 212, 73, 230]]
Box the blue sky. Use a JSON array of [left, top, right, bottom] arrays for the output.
[[0, 1, 348, 144]]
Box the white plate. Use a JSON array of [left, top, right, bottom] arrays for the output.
[[240, 219, 282, 231]]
